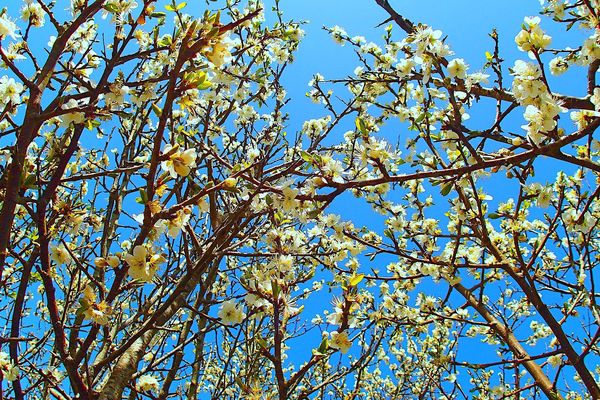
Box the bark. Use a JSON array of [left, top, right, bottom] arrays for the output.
[[454, 283, 562, 400], [97, 262, 221, 399], [0, 0, 105, 277]]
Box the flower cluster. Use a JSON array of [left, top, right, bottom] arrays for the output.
[[511, 60, 563, 144], [514, 16, 551, 53], [0, 13, 19, 40], [0, 76, 23, 108], [81, 285, 112, 325], [124, 245, 165, 283], [0, 352, 18, 381]]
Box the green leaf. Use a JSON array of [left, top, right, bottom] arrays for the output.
[[355, 117, 367, 134], [234, 377, 251, 393], [313, 337, 329, 356], [75, 305, 87, 317], [103, 4, 119, 13], [414, 112, 426, 124], [440, 183, 453, 196], [79, 298, 91, 309], [349, 273, 365, 287], [186, 20, 198, 36], [30, 272, 42, 282], [176, 2, 187, 10], [22, 174, 37, 189], [318, 337, 329, 352], [196, 81, 212, 90], [488, 212, 500, 219], [272, 280, 281, 299], [194, 71, 207, 84], [300, 151, 313, 162], [257, 337, 268, 348], [566, 20, 576, 31], [157, 35, 172, 47], [26, 232, 39, 241], [181, 128, 196, 137], [139, 189, 148, 204], [151, 103, 162, 117], [383, 229, 395, 240], [307, 209, 321, 219], [208, 26, 220, 38]]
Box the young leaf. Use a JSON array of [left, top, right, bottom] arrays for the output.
[[349, 273, 365, 287], [441, 183, 453, 196], [300, 151, 313, 162], [355, 117, 367, 134]]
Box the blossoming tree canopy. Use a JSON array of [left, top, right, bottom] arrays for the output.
[[0, 0, 599, 398]]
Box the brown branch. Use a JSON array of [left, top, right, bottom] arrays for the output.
[[453, 282, 561, 399], [374, 0, 415, 34], [306, 117, 600, 202]]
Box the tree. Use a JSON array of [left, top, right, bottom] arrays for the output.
[[0, 0, 599, 398]]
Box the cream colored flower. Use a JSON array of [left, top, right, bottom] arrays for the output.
[[61, 99, 86, 127], [161, 145, 197, 178], [447, 58, 468, 80], [0, 76, 24, 106], [50, 243, 72, 265], [547, 354, 563, 367], [21, 2, 46, 27], [591, 87, 600, 111], [549, 57, 568, 76], [124, 245, 165, 283], [165, 207, 191, 238], [94, 255, 120, 269], [330, 331, 352, 354], [207, 40, 231, 67], [222, 177, 238, 189], [515, 17, 551, 52], [0, 14, 19, 40], [571, 110, 600, 131], [218, 300, 246, 325], [135, 374, 159, 392], [81, 285, 112, 325], [280, 186, 298, 212], [0, 352, 18, 381]]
